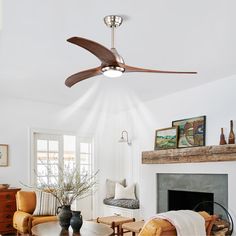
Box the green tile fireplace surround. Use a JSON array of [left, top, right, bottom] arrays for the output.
[[142, 144, 236, 164]]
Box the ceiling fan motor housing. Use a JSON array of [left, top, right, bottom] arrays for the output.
[[110, 48, 124, 64]]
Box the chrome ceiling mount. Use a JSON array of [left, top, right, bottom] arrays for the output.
[[104, 15, 123, 28]]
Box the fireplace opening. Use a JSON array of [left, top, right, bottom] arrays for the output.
[[168, 190, 214, 214]]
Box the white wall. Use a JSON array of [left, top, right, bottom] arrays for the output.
[[92, 111, 119, 217], [0, 97, 88, 186], [112, 75, 236, 230]]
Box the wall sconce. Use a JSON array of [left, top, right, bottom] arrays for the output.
[[118, 130, 132, 145]]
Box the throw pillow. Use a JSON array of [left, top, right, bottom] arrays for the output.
[[33, 191, 58, 216], [106, 179, 126, 198], [114, 183, 136, 200]]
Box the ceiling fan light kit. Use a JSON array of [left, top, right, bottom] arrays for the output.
[[102, 66, 124, 78], [65, 15, 197, 87]]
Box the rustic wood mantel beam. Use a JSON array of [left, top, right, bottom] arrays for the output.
[[142, 144, 236, 164]]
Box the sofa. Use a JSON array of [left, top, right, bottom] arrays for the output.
[[138, 211, 216, 236], [13, 191, 57, 234]]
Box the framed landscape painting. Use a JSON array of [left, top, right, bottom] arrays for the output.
[[172, 116, 206, 148], [0, 144, 8, 166], [154, 127, 178, 150]]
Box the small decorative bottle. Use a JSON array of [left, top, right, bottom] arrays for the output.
[[228, 120, 235, 144], [220, 128, 227, 145]]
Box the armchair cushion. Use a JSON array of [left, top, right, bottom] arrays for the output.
[[33, 191, 58, 216], [32, 215, 58, 226]]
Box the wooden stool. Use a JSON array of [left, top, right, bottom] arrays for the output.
[[121, 220, 145, 236], [97, 216, 135, 236]]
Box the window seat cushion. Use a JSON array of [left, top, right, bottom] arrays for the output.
[[103, 197, 139, 209]]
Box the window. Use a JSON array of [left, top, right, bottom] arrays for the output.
[[32, 132, 93, 187], [34, 133, 76, 187]]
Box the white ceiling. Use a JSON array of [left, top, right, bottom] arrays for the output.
[[0, 0, 236, 112]]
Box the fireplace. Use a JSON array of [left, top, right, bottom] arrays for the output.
[[168, 190, 214, 214], [157, 173, 228, 213]]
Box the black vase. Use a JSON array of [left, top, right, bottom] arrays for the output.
[[57, 205, 72, 230], [70, 211, 83, 233]]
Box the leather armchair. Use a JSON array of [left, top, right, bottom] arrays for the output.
[[139, 211, 216, 236], [13, 191, 57, 234]]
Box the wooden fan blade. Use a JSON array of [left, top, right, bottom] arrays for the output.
[[65, 67, 102, 87], [67, 37, 118, 65], [123, 64, 197, 74]]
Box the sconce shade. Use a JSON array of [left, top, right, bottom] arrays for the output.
[[118, 137, 126, 143], [118, 130, 131, 145]]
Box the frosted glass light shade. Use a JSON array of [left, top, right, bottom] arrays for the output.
[[103, 69, 123, 78], [102, 66, 124, 78]]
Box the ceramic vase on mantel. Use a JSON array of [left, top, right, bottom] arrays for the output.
[[57, 205, 72, 230], [70, 211, 83, 234], [228, 120, 235, 144], [220, 128, 227, 145]]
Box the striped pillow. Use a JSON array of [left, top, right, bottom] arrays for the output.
[[33, 191, 58, 216]]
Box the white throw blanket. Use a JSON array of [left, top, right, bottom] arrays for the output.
[[155, 210, 206, 236]]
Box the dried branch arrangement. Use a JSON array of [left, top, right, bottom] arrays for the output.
[[21, 164, 99, 206]]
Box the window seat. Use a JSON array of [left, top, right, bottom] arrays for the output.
[[103, 198, 139, 209]]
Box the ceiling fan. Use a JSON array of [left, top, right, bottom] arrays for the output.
[[65, 15, 197, 87]]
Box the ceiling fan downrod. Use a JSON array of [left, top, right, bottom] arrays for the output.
[[104, 15, 123, 49], [103, 15, 125, 67]]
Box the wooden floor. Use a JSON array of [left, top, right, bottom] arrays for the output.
[[3, 229, 135, 236]]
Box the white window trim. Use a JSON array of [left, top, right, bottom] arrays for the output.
[[77, 136, 94, 173]]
